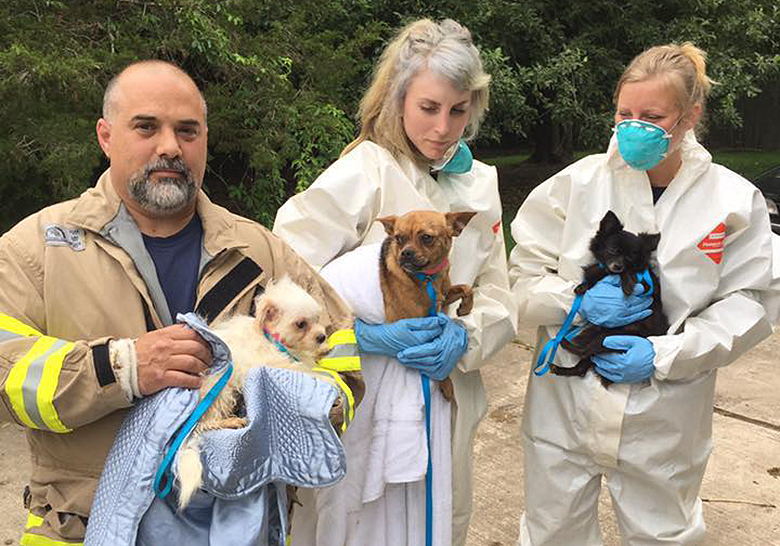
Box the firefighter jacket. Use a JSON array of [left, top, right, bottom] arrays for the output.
[[0, 170, 360, 545]]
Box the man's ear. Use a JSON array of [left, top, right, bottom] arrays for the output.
[[377, 216, 398, 236], [446, 211, 477, 237], [96, 118, 112, 159]]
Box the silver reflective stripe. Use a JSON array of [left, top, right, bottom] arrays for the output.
[[325, 344, 360, 358], [22, 340, 68, 430], [0, 330, 23, 343]]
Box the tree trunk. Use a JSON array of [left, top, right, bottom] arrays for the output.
[[530, 111, 574, 164]]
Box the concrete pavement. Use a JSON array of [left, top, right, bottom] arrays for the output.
[[0, 327, 778, 545]]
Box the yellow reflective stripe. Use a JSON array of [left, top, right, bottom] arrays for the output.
[[26, 512, 44, 528], [5, 337, 73, 433], [312, 367, 354, 433], [318, 354, 361, 372], [0, 314, 42, 337], [36, 341, 74, 433], [21, 512, 83, 546], [5, 338, 57, 429], [328, 329, 357, 348]]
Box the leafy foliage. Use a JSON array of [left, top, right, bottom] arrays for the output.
[[1, 0, 778, 231]]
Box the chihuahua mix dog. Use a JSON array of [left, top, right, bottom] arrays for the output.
[[556, 210, 669, 383], [376, 210, 477, 400], [176, 276, 331, 509]]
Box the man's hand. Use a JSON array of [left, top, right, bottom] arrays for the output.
[[135, 325, 212, 395]]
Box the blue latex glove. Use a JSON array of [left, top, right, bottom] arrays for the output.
[[579, 275, 652, 327], [396, 313, 468, 381], [592, 335, 655, 383], [354, 316, 447, 357]]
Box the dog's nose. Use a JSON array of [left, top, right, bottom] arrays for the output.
[[316, 333, 326, 344], [401, 248, 415, 260]]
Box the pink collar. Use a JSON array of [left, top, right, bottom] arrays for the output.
[[422, 258, 449, 276]]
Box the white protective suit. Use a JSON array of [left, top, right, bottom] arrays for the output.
[[508, 130, 776, 546], [273, 140, 518, 545]]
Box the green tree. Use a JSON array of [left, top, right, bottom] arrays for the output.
[[0, 0, 385, 230], [1, 0, 778, 232]]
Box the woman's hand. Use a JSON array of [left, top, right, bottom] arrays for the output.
[[578, 275, 653, 327], [592, 335, 655, 383], [354, 316, 447, 357], [397, 313, 468, 381]]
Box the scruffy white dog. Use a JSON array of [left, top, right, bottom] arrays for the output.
[[176, 276, 331, 509]]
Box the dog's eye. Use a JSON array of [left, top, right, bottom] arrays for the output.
[[420, 234, 433, 245], [295, 320, 307, 330], [395, 235, 406, 245]]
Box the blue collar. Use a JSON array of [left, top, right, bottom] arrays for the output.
[[263, 329, 300, 362]]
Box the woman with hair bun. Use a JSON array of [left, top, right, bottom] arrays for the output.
[[274, 18, 516, 546], [509, 42, 777, 545]]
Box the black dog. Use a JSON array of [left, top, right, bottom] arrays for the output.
[[554, 210, 669, 384]]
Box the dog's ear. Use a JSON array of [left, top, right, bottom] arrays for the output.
[[640, 232, 661, 253], [446, 211, 477, 237], [255, 297, 280, 328], [599, 210, 623, 235], [376, 215, 398, 236]]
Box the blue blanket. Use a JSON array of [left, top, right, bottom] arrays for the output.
[[85, 314, 346, 546]]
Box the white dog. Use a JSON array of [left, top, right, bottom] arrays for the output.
[[176, 276, 331, 509]]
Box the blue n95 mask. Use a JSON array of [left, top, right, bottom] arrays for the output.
[[431, 140, 473, 174], [615, 119, 679, 171]]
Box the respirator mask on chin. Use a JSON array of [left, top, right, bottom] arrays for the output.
[[430, 140, 473, 174]]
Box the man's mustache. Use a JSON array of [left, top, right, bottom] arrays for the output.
[[143, 158, 190, 179]]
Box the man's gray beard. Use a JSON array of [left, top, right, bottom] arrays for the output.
[[128, 162, 197, 216]]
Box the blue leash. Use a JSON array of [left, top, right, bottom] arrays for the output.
[[413, 271, 438, 546], [153, 362, 234, 499], [535, 270, 654, 376], [534, 295, 583, 376]]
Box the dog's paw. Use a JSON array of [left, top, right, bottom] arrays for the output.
[[215, 416, 248, 429], [439, 377, 454, 402], [456, 298, 473, 316]]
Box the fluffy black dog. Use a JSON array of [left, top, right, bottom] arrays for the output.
[[555, 210, 669, 384]]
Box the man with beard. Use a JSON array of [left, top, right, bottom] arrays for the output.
[[0, 60, 360, 545]]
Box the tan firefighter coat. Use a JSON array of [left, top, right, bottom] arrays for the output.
[[0, 170, 359, 544]]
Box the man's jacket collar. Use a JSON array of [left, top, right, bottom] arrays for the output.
[[67, 169, 249, 255]]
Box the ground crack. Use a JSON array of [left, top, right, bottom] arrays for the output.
[[713, 405, 780, 432]]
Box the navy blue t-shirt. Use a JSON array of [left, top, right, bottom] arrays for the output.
[[651, 185, 666, 204], [142, 215, 203, 321]]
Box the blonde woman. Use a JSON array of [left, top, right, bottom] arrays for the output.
[[274, 18, 517, 546], [509, 43, 777, 545]]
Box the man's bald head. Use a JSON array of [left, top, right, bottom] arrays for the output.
[[102, 60, 207, 123]]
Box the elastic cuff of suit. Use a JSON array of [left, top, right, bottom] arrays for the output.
[[108, 338, 141, 400], [312, 367, 354, 433]]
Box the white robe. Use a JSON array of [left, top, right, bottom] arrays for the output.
[[290, 243, 452, 546]]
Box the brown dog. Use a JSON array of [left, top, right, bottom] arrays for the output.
[[376, 210, 477, 400]]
